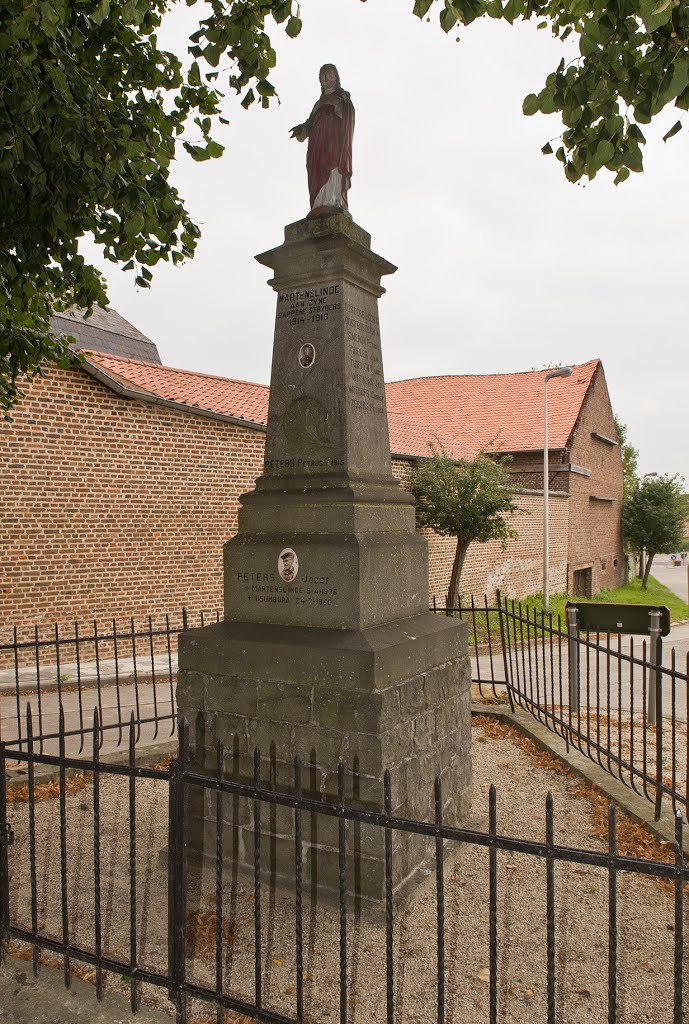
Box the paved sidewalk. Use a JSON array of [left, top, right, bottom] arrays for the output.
[[650, 554, 689, 603], [0, 961, 170, 1024]]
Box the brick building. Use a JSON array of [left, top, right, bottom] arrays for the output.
[[0, 312, 623, 627]]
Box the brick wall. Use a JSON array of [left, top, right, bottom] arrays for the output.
[[0, 365, 265, 628], [1, 362, 621, 630], [565, 365, 624, 593]]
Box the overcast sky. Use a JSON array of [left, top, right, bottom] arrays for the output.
[[82, 0, 689, 483]]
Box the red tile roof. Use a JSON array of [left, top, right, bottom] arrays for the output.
[[86, 352, 270, 426], [83, 352, 598, 460], [386, 360, 600, 456]]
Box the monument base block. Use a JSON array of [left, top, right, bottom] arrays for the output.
[[177, 612, 471, 899]]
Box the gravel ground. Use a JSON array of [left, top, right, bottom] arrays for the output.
[[5, 719, 686, 1024]]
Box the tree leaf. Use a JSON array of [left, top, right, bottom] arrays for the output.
[[662, 119, 682, 142], [523, 93, 540, 116], [285, 16, 302, 38]]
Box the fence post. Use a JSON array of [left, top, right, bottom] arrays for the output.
[[647, 609, 661, 728], [0, 741, 10, 959], [567, 605, 580, 709], [445, 593, 451, 617], [167, 753, 186, 1009], [648, 610, 664, 820], [496, 592, 514, 713]]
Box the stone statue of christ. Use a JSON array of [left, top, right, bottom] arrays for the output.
[[290, 64, 354, 213]]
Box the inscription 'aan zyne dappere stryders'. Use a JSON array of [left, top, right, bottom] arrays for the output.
[[277, 284, 341, 326]]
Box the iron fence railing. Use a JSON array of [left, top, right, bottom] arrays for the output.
[[3, 597, 688, 821], [434, 596, 689, 823], [0, 608, 219, 756], [1, 715, 687, 1024]]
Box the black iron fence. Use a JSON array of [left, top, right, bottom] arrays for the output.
[[439, 596, 689, 823], [0, 609, 219, 756], [2, 598, 688, 821], [1, 714, 687, 1024]]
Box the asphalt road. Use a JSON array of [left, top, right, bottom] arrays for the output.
[[650, 553, 689, 603], [1, 678, 176, 760]]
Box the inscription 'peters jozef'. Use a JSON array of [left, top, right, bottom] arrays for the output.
[[236, 565, 339, 607]]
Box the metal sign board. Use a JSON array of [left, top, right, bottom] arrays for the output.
[[566, 602, 671, 637]]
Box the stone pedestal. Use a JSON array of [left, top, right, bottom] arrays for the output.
[[177, 212, 471, 898]]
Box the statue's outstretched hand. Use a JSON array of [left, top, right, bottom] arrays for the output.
[[290, 123, 308, 142]]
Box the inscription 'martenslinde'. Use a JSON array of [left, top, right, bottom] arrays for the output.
[[277, 284, 341, 326]]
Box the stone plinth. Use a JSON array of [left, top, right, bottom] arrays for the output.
[[177, 212, 471, 898]]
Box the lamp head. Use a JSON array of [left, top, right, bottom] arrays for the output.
[[545, 365, 573, 382]]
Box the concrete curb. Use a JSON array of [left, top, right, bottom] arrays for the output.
[[471, 702, 689, 857], [5, 739, 177, 789]]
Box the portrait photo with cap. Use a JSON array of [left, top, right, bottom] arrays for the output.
[[278, 547, 299, 583]]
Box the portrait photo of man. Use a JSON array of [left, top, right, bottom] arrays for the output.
[[299, 343, 315, 368], [278, 548, 299, 583]]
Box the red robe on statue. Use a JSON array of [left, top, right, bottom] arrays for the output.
[[305, 89, 355, 209]]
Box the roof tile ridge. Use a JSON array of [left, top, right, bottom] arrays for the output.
[[83, 350, 270, 390], [385, 359, 599, 386]]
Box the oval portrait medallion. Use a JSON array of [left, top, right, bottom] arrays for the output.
[[278, 547, 299, 583], [298, 343, 315, 368]]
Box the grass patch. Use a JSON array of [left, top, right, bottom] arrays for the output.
[[440, 575, 687, 647], [519, 575, 688, 625]]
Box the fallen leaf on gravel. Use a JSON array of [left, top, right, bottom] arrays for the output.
[[476, 967, 491, 983], [186, 910, 235, 955], [8, 771, 91, 804], [272, 958, 282, 966], [575, 989, 591, 997], [524, 988, 535, 999]]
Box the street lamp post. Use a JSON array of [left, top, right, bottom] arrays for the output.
[[639, 471, 658, 579], [544, 366, 572, 610]]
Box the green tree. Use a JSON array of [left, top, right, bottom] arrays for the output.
[[411, 447, 519, 605], [614, 417, 639, 501], [3, 0, 688, 413], [622, 475, 687, 589], [0, 0, 294, 415]]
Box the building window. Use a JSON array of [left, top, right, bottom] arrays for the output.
[[601, 558, 608, 570], [613, 558, 618, 568]]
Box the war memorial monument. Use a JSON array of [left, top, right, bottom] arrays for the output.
[[177, 65, 472, 896]]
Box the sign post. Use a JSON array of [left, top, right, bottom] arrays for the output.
[[565, 601, 670, 725], [566, 604, 580, 708], [647, 609, 662, 728]]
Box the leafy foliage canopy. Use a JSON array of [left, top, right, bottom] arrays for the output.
[[622, 474, 687, 586], [3, 0, 687, 412], [411, 446, 519, 602]]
